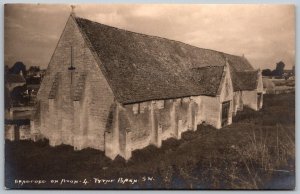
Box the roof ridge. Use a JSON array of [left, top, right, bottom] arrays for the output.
[[236, 70, 259, 73], [191, 65, 224, 69]]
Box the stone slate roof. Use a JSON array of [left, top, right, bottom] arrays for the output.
[[6, 74, 26, 84], [75, 16, 255, 104], [224, 54, 254, 71], [189, 66, 225, 96], [231, 70, 259, 91]]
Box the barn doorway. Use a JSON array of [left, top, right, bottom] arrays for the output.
[[221, 101, 230, 127], [257, 93, 263, 109]]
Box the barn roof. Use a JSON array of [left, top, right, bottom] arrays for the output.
[[231, 70, 259, 91], [6, 74, 26, 84], [189, 66, 225, 96], [74, 16, 255, 104], [223, 54, 254, 71]]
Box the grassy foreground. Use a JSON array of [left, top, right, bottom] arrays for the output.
[[5, 93, 295, 189]]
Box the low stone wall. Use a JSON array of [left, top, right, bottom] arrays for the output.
[[5, 125, 15, 141], [5, 124, 31, 141], [274, 86, 295, 94]]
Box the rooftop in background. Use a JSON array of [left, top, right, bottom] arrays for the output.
[[5, 74, 26, 84]]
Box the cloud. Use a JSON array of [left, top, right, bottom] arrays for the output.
[[4, 4, 295, 70]]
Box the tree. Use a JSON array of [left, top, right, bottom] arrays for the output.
[[10, 85, 28, 106], [5, 86, 12, 110], [262, 69, 272, 76], [27, 66, 41, 76], [272, 61, 285, 77], [4, 65, 9, 74], [9, 61, 27, 76]]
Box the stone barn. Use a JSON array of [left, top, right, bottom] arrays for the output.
[[32, 14, 263, 160]]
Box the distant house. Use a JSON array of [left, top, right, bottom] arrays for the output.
[[31, 14, 263, 160], [283, 69, 294, 80], [26, 84, 40, 105], [26, 76, 42, 105], [5, 73, 27, 112]]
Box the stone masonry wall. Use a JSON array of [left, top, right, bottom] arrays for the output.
[[32, 15, 259, 161], [112, 95, 222, 160], [233, 91, 243, 115], [35, 15, 115, 151], [242, 90, 258, 111]]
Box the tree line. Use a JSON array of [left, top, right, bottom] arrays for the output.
[[262, 61, 294, 78]]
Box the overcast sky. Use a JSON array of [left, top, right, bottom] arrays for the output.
[[4, 4, 295, 69]]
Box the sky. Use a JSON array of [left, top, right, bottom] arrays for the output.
[[4, 4, 295, 70]]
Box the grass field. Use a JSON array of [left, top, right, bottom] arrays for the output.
[[5, 93, 295, 189]]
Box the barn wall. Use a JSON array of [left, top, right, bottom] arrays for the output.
[[157, 100, 174, 141], [114, 95, 225, 160], [112, 97, 199, 159], [34, 15, 115, 151], [214, 63, 233, 127], [233, 91, 243, 115], [242, 90, 258, 110], [200, 96, 222, 129], [219, 64, 233, 103], [122, 101, 153, 152]]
